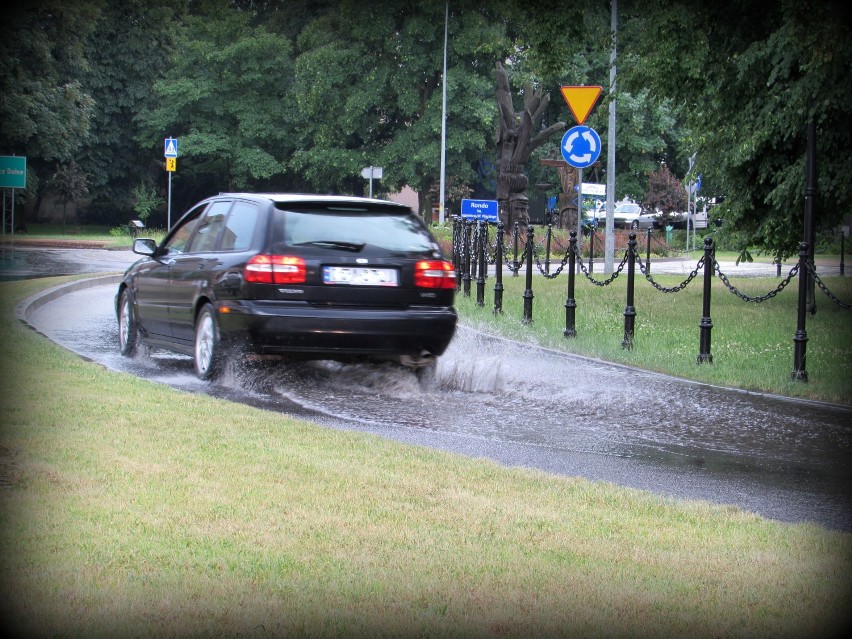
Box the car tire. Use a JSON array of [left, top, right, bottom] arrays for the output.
[[631, 220, 640, 230], [117, 289, 138, 356], [194, 303, 223, 380]]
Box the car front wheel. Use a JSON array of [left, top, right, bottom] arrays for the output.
[[631, 220, 640, 230], [117, 289, 138, 356], [194, 303, 223, 380]]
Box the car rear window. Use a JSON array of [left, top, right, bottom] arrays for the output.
[[270, 205, 439, 254]]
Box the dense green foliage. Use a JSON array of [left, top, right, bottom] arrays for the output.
[[2, 0, 849, 253], [619, 0, 852, 259]]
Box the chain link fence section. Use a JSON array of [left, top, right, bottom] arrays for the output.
[[715, 261, 799, 303], [807, 262, 852, 310]]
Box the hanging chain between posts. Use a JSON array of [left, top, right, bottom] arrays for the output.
[[532, 244, 571, 279], [714, 261, 799, 302], [638, 256, 704, 293], [806, 262, 852, 310], [576, 250, 629, 286]]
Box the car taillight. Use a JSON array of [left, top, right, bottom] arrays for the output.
[[414, 260, 456, 289], [244, 255, 307, 284]]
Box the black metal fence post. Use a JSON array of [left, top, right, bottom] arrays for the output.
[[841, 231, 845, 276], [588, 228, 594, 274], [544, 223, 553, 274], [645, 228, 652, 273], [452, 216, 461, 290], [462, 219, 472, 298], [494, 222, 504, 314], [791, 242, 809, 382], [522, 225, 534, 324], [622, 232, 637, 350], [697, 236, 714, 364], [564, 231, 577, 337], [476, 220, 486, 307], [512, 222, 520, 276]]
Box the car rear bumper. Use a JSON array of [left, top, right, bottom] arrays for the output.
[[216, 300, 458, 358]]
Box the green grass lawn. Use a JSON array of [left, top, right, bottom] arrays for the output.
[[1, 276, 851, 638]]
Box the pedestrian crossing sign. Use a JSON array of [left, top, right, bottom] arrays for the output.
[[164, 138, 178, 158]]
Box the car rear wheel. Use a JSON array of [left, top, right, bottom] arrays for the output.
[[117, 289, 138, 356], [194, 303, 223, 380]]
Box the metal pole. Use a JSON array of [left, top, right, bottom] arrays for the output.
[[476, 220, 486, 307], [167, 171, 172, 231], [840, 231, 845, 276], [438, 1, 448, 224], [697, 237, 714, 364], [544, 223, 552, 274], [804, 122, 817, 314], [522, 225, 534, 324], [512, 222, 520, 276], [791, 242, 809, 381], [645, 227, 651, 273], [564, 231, 577, 337], [576, 168, 583, 240], [588, 228, 594, 274], [494, 222, 504, 314], [621, 232, 636, 349], [605, 0, 617, 274], [462, 220, 472, 297]]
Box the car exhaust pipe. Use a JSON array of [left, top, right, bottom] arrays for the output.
[[399, 351, 436, 368]]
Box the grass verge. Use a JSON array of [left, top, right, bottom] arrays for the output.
[[1, 277, 851, 638]]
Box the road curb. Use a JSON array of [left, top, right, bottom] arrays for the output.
[[14, 274, 123, 324]]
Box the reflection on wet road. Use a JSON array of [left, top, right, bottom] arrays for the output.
[[22, 282, 852, 532]]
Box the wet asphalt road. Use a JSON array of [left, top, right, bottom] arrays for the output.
[[7, 246, 852, 532]]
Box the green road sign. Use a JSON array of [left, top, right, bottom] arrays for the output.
[[0, 156, 27, 188]]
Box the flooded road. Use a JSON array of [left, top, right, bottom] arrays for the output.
[[18, 276, 852, 532]]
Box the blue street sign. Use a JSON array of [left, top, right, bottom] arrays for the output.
[[461, 199, 498, 221], [164, 138, 179, 158], [560, 125, 601, 169]]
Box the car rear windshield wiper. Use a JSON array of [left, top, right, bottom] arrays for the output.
[[294, 240, 366, 252]]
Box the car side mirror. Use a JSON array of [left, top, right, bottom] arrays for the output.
[[132, 238, 157, 256]]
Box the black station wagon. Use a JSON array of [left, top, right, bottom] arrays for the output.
[[116, 193, 458, 380]]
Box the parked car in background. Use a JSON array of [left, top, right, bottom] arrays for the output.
[[611, 202, 656, 230], [116, 193, 458, 382]]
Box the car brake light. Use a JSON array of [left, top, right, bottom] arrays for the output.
[[244, 255, 307, 284], [414, 260, 456, 289]]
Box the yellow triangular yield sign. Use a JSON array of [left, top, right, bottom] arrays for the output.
[[560, 86, 602, 125]]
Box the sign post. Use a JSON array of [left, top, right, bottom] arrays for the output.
[[1, 156, 27, 235], [560, 86, 604, 264], [360, 166, 383, 198], [164, 138, 178, 230]]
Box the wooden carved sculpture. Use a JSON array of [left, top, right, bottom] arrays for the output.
[[495, 61, 565, 230]]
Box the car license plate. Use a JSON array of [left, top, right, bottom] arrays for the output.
[[322, 266, 398, 286]]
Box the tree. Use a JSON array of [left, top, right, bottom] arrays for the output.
[[135, 2, 297, 214], [289, 1, 512, 219], [78, 0, 179, 224], [48, 160, 89, 232], [619, 0, 852, 258], [1, 0, 99, 219], [643, 163, 687, 226]]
